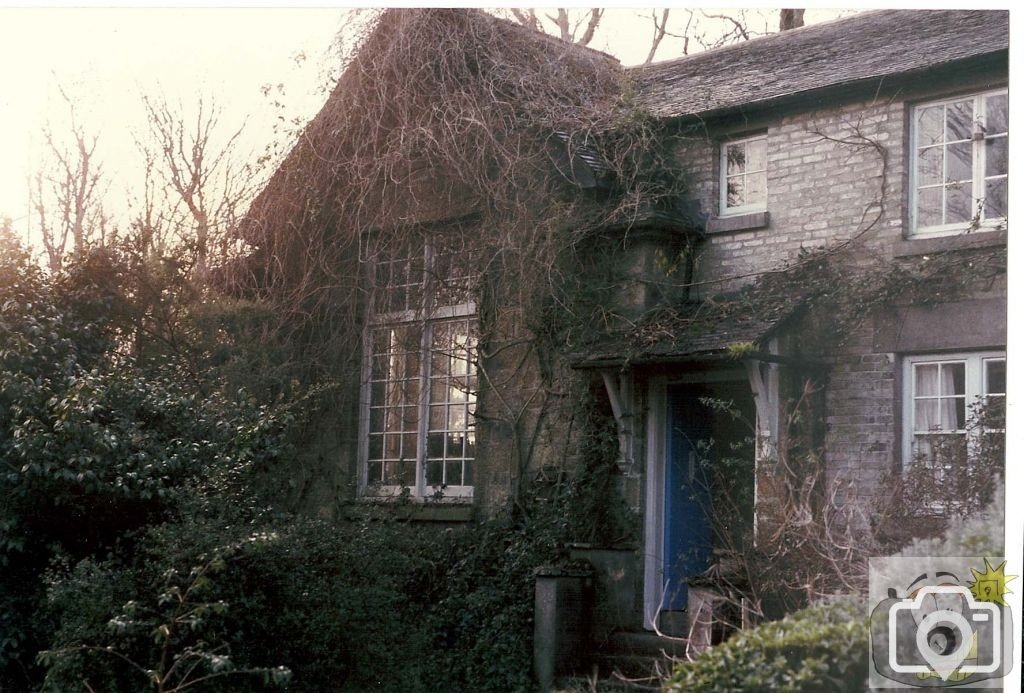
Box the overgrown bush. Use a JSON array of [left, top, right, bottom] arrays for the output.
[[873, 401, 1004, 550], [41, 489, 576, 693], [42, 517, 438, 692], [663, 596, 868, 692], [0, 232, 293, 688]]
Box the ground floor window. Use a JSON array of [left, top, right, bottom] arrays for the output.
[[361, 237, 477, 499], [902, 351, 1005, 473]]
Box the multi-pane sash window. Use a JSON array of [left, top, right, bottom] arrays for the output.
[[721, 134, 768, 215], [363, 237, 477, 499], [912, 89, 1008, 236], [903, 352, 1006, 473]]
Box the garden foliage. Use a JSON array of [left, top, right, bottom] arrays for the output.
[[1, 228, 597, 691]]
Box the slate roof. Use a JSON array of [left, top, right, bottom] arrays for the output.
[[569, 284, 808, 368], [631, 10, 1009, 120]]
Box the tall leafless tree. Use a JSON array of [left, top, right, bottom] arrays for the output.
[[140, 94, 253, 276], [508, 8, 604, 45], [504, 8, 817, 65], [31, 87, 110, 271]]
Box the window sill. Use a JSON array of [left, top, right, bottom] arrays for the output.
[[893, 228, 1007, 257], [351, 497, 474, 523], [707, 211, 770, 234]]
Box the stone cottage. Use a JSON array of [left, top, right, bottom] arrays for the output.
[[243, 7, 1007, 648]]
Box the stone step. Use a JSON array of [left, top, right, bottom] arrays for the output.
[[591, 653, 676, 685], [586, 631, 690, 685], [595, 630, 689, 659]]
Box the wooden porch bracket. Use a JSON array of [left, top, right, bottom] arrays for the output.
[[601, 369, 635, 473]]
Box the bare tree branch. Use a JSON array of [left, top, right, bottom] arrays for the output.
[[509, 8, 539, 32], [644, 9, 671, 64], [31, 86, 109, 270], [575, 8, 603, 46], [141, 94, 253, 276]]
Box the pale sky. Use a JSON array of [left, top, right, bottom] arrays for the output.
[[0, 6, 860, 247], [0, 7, 352, 243]]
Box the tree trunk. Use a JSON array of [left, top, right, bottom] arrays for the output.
[[779, 9, 805, 32]]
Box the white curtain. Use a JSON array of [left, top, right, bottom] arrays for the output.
[[915, 363, 960, 433]]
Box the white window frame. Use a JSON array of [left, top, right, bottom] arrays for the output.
[[909, 88, 1008, 238], [901, 351, 1005, 471], [719, 133, 768, 217], [358, 239, 477, 501]]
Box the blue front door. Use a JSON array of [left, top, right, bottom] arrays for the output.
[[663, 385, 714, 611]]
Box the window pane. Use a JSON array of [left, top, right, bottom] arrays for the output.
[[400, 404, 419, 430], [915, 399, 939, 432], [449, 404, 466, 430], [917, 146, 943, 186], [405, 350, 420, 382], [370, 354, 388, 381], [986, 360, 1007, 395], [427, 432, 444, 458], [953, 398, 966, 430], [915, 363, 939, 395], [915, 398, 964, 432], [986, 136, 1008, 177], [433, 240, 476, 309], [462, 460, 474, 486], [984, 398, 1006, 431], [370, 380, 386, 408], [985, 179, 1007, 220], [946, 141, 973, 183], [911, 435, 934, 462], [941, 362, 966, 396], [402, 432, 418, 459], [368, 434, 383, 460], [385, 461, 408, 485], [385, 433, 400, 458], [945, 183, 973, 225], [426, 460, 443, 486], [985, 93, 1008, 135], [746, 172, 767, 207], [746, 138, 767, 171], [726, 177, 744, 208], [726, 143, 746, 175], [429, 405, 446, 430], [369, 407, 385, 432], [946, 100, 973, 141], [917, 105, 944, 146], [446, 461, 464, 486], [916, 187, 942, 227]]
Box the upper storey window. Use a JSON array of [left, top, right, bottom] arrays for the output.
[[720, 134, 767, 216], [911, 89, 1007, 236]]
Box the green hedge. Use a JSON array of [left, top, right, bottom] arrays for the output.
[[663, 597, 868, 692], [41, 498, 575, 693]]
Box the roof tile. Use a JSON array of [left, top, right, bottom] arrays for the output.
[[630, 10, 1008, 119]]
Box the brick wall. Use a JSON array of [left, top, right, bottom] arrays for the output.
[[677, 96, 906, 296], [668, 83, 1006, 511]]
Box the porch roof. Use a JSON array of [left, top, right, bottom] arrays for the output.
[[568, 290, 805, 368]]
